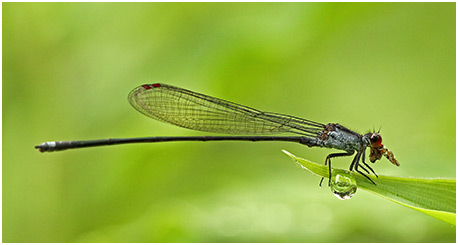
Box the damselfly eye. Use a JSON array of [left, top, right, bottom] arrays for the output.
[[370, 133, 382, 147]]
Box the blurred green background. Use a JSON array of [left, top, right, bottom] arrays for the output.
[[3, 2, 456, 242]]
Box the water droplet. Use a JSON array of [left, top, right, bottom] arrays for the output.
[[330, 171, 357, 200]]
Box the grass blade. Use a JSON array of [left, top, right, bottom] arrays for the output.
[[282, 150, 456, 225]]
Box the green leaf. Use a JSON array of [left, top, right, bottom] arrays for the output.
[[282, 150, 456, 225]]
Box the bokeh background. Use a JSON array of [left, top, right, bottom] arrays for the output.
[[3, 2, 456, 242]]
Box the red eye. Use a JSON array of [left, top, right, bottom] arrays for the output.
[[370, 133, 382, 147]]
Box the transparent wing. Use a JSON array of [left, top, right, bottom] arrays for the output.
[[128, 83, 325, 137]]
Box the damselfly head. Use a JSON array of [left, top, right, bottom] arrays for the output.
[[365, 132, 400, 166], [369, 133, 383, 148]]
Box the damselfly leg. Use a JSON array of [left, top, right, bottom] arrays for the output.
[[319, 151, 354, 187]]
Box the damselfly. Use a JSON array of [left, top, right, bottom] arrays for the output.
[[35, 83, 400, 185]]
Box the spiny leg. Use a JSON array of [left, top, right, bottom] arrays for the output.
[[355, 164, 376, 185], [353, 151, 376, 185], [319, 151, 355, 187], [361, 150, 378, 178], [354, 160, 370, 175], [349, 151, 371, 175]]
